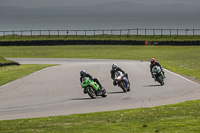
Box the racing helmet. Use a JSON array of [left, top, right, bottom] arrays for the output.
[[80, 70, 86, 77], [112, 64, 117, 70], [150, 58, 156, 64]]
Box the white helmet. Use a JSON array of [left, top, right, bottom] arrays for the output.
[[112, 64, 117, 70]]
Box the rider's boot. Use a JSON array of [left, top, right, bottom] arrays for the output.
[[128, 79, 130, 86], [83, 89, 87, 94], [97, 88, 103, 96], [162, 71, 166, 78], [152, 75, 156, 81], [96, 84, 103, 95]]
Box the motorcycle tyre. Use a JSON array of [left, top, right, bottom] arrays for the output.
[[120, 81, 127, 92], [101, 87, 107, 97], [127, 83, 130, 92], [159, 76, 165, 86], [87, 87, 97, 99]]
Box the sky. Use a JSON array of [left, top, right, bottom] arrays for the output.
[[1, 0, 200, 8]]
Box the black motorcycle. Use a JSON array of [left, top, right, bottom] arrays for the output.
[[152, 66, 165, 86]]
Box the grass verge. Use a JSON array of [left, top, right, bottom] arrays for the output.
[[0, 35, 200, 41], [0, 64, 56, 86], [0, 99, 200, 132], [0, 56, 17, 64]]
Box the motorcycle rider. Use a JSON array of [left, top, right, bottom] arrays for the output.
[[80, 70, 103, 94], [110, 64, 129, 86], [150, 58, 166, 79]]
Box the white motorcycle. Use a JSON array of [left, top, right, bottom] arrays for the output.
[[114, 71, 130, 92]]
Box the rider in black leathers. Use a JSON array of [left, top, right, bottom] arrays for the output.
[[150, 58, 165, 78], [80, 70, 103, 94], [110, 64, 129, 86]]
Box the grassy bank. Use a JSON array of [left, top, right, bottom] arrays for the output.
[[0, 35, 200, 41], [0, 99, 200, 132], [0, 56, 17, 64], [0, 56, 55, 86], [0, 64, 55, 86], [0, 45, 199, 80]]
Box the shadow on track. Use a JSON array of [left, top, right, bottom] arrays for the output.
[[71, 98, 92, 100], [143, 85, 162, 87], [108, 91, 124, 94]]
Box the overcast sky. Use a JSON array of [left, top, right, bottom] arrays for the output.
[[0, 0, 200, 8]]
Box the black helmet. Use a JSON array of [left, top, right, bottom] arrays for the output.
[[80, 70, 86, 77], [112, 64, 117, 70]]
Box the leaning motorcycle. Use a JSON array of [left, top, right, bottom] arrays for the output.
[[81, 77, 107, 99], [152, 66, 165, 86], [114, 71, 130, 92]]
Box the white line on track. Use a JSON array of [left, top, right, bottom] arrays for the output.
[[164, 69, 200, 87]]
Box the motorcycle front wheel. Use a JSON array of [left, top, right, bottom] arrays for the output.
[[87, 87, 97, 99], [120, 81, 127, 92], [158, 76, 164, 86]]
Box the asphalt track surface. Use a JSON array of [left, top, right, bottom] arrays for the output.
[[0, 58, 199, 120]]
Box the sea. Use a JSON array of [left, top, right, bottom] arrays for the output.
[[0, 14, 200, 35]]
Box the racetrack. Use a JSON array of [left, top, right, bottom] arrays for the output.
[[0, 58, 199, 120]]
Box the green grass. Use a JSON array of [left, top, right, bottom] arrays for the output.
[[0, 56, 55, 86], [0, 99, 200, 132], [0, 64, 55, 86], [0, 45, 199, 80], [0, 56, 17, 64], [0, 35, 200, 41]]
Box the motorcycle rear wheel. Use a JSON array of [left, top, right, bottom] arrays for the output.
[[127, 83, 130, 91], [101, 87, 107, 97]]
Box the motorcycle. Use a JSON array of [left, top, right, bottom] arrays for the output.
[[152, 66, 165, 86], [81, 77, 107, 99], [114, 71, 130, 92]]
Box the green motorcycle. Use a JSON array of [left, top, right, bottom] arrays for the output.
[[152, 66, 165, 86], [81, 77, 107, 99]]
